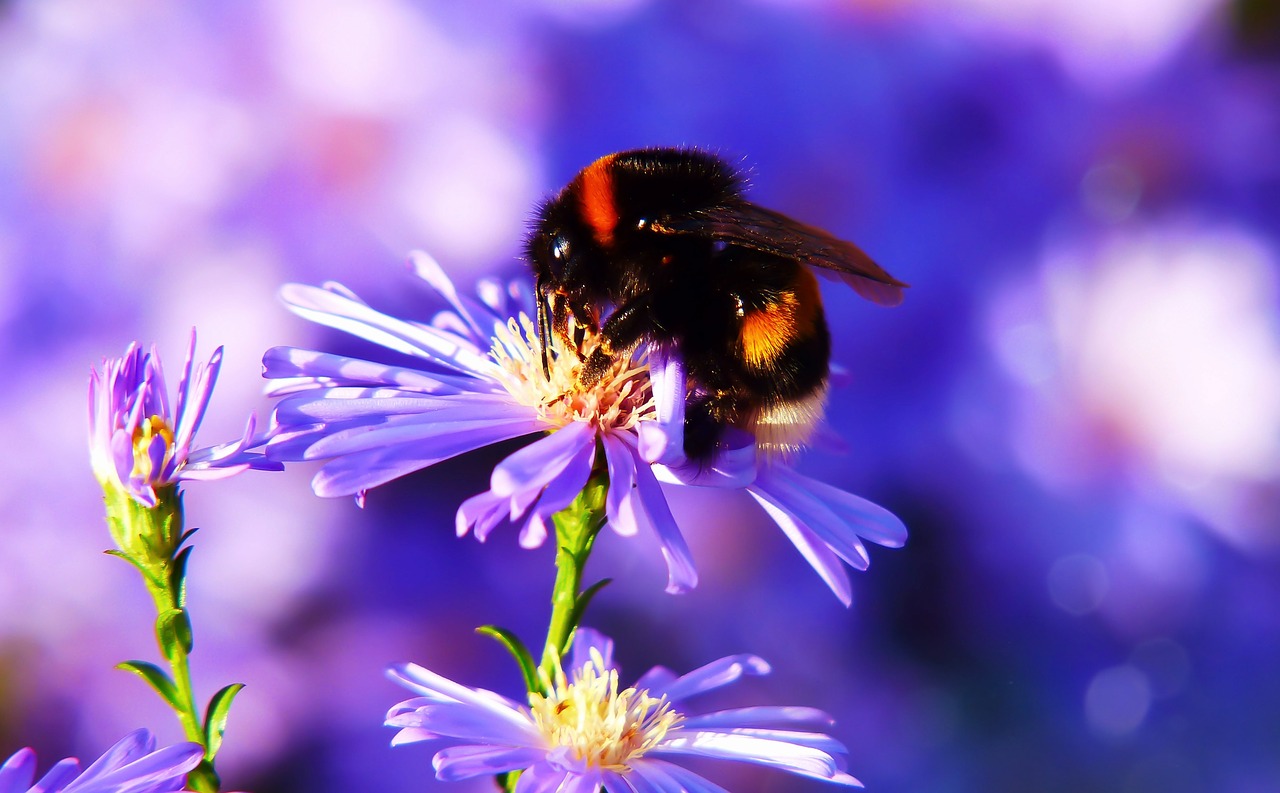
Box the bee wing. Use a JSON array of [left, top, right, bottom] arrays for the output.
[[657, 202, 907, 307]]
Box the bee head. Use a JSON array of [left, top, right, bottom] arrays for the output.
[[528, 193, 603, 302]]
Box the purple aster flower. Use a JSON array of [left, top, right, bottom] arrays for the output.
[[385, 627, 861, 791], [265, 252, 904, 602], [0, 730, 202, 793], [264, 252, 698, 593], [89, 329, 279, 507]]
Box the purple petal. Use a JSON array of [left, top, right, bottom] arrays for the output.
[[568, 628, 615, 674], [276, 390, 517, 424], [753, 470, 871, 570], [748, 490, 853, 606], [279, 282, 497, 376], [515, 761, 600, 793], [432, 745, 544, 782], [625, 436, 698, 594], [407, 250, 495, 344], [626, 759, 731, 793], [632, 665, 678, 695], [517, 512, 550, 549], [303, 415, 541, 463], [491, 421, 595, 497], [636, 347, 686, 467], [28, 758, 80, 792], [110, 430, 137, 492], [82, 743, 203, 791], [524, 434, 597, 523], [676, 726, 848, 755], [144, 433, 168, 481], [0, 748, 37, 791], [601, 433, 641, 537], [384, 702, 538, 747], [69, 728, 154, 783], [514, 762, 572, 793], [263, 347, 494, 395], [655, 731, 859, 785], [599, 769, 643, 793], [783, 469, 908, 548], [651, 425, 758, 488], [456, 491, 509, 541], [172, 334, 222, 464], [311, 418, 544, 496], [387, 663, 527, 715], [647, 655, 770, 703]]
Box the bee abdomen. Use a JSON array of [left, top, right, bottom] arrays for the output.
[[737, 267, 827, 387], [751, 383, 829, 457]]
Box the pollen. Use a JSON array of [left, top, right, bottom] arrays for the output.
[[489, 313, 655, 432], [528, 651, 683, 770], [131, 415, 175, 481]]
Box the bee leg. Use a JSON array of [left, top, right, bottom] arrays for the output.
[[579, 298, 651, 387], [683, 389, 742, 463], [549, 294, 585, 362]]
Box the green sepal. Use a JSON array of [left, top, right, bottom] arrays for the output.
[[203, 683, 245, 759], [564, 578, 612, 653], [116, 660, 182, 712], [169, 546, 193, 607], [104, 548, 149, 576], [477, 626, 542, 696], [156, 607, 194, 658], [185, 759, 221, 793]]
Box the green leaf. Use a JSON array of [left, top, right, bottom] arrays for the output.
[[565, 578, 612, 653], [116, 660, 182, 711], [104, 548, 148, 575], [477, 626, 542, 695], [156, 608, 194, 658], [203, 683, 245, 758], [169, 546, 193, 608]]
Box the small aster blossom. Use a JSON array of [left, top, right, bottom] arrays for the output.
[[263, 252, 698, 593], [88, 329, 279, 508], [385, 627, 862, 791], [0, 730, 202, 793]]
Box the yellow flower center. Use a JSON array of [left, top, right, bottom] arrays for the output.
[[131, 415, 175, 482], [490, 314, 654, 432], [529, 651, 683, 770]]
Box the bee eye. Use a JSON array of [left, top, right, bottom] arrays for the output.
[[551, 236, 571, 262]]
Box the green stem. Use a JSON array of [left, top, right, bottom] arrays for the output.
[[107, 487, 221, 793], [498, 454, 610, 793], [538, 463, 609, 683]]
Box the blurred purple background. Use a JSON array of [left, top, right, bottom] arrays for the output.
[[3, 0, 1279, 790]]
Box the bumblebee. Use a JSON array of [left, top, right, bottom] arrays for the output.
[[528, 147, 906, 461]]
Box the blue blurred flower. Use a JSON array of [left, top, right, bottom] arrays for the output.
[[265, 253, 905, 602], [0, 730, 202, 793], [88, 330, 279, 507], [385, 627, 861, 791]]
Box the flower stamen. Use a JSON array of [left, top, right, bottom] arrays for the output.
[[489, 313, 654, 432], [529, 650, 684, 770]]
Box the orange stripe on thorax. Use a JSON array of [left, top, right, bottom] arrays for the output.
[[578, 154, 619, 246]]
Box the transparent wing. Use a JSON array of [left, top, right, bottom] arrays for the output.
[[655, 202, 907, 306]]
